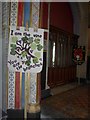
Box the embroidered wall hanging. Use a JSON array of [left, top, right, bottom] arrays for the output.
[[8, 26, 44, 73], [29, 1, 40, 105], [8, 2, 18, 109], [72, 46, 85, 65]]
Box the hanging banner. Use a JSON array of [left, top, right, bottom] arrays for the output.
[[29, 1, 40, 105], [8, 26, 44, 73], [72, 45, 85, 65]]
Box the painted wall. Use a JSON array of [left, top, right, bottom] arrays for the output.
[[50, 2, 73, 33], [76, 3, 88, 79], [41, 2, 48, 29], [41, 2, 74, 90], [41, 2, 73, 33], [42, 2, 89, 79], [69, 2, 80, 35]]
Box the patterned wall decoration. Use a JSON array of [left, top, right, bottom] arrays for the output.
[[29, 1, 40, 104], [23, 2, 31, 114], [24, 2, 31, 27], [8, 71, 15, 109], [29, 73, 37, 103], [17, 1, 24, 109], [2, 1, 41, 112], [31, 2, 40, 30], [10, 2, 18, 26], [17, 2, 24, 26], [8, 2, 18, 109]]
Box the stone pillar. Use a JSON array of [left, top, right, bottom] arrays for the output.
[[77, 3, 88, 82], [2, 2, 10, 112], [0, 2, 2, 118]]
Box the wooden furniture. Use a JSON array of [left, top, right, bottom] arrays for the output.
[[87, 56, 90, 81], [48, 26, 79, 88]]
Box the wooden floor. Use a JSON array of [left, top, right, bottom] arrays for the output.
[[41, 84, 89, 119]]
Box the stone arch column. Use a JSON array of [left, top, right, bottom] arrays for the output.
[[70, 2, 88, 81], [69, 2, 80, 35], [0, 2, 2, 118]]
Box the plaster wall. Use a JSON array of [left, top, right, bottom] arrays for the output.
[[50, 2, 73, 33], [76, 3, 88, 78], [42, 2, 73, 33]]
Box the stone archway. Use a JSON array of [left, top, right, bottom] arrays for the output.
[[70, 2, 88, 81], [69, 2, 80, 35]]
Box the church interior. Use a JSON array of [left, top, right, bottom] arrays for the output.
[[0, 1, 90, 119]]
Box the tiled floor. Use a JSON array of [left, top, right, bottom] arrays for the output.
[[41, 83, 89, 119], [51, 82, 79, 95], [1, 82, 89, 119]]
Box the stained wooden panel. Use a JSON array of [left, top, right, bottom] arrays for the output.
[[87, 56, 90, 80], [48, 26, 78, 88], [58, 68, 61, 85], [48, 66, 76, 88]]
